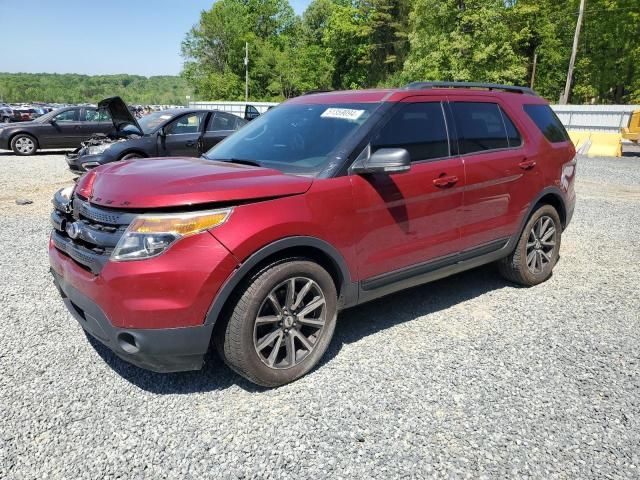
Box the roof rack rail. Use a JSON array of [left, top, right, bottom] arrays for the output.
[[302, 89, 333, 95], [405, 81, 535, 95]]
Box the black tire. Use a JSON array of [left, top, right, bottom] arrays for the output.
[[216, 259, 338, 387], [10, 134, 38, 155], [498, 204, 562, 286], [120, 153, 142, 161]]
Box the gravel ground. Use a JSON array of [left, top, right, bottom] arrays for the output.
[[1, 148, 639, 479]]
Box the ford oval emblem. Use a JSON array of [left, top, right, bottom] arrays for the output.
[[66, 221, 81, 240]]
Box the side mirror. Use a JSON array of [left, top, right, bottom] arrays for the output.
[[351, 147, 411, 174], [158, 128, 166, 137]]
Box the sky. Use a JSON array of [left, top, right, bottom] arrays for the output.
[[0, 0, 311, 77]]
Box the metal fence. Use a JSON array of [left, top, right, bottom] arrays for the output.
[[550, 105, 639, 133], [189, 101, 278, 118]]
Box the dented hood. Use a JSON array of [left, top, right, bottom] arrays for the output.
[[83, 157, 313, 209], [98, 96, 143, 134]]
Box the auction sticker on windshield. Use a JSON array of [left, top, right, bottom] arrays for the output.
[[321, 108, 365, 121]]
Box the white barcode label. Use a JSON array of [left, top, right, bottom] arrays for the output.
[[320, 108, 365, 121]]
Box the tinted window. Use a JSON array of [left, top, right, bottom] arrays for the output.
[[373, 102, 449, 162], [53, 110, 79, 122], [500, 108, 522, 147], [208, 112, 236, 132], [84, 108, 111, 122], [245, 105, 260, 120], [523, 104, 569, 143], [452, 102, 509, 154], [165, 112, 207, 135]]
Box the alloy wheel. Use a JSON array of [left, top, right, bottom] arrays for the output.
[[526, 215, 557, 274], [15, 137, 35, 154], [253, 276, 327, 369]]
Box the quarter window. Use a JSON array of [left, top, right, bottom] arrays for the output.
[[523, 104, 569, 143], [372, 102, 449, 162], [451, 102, 510, 154]]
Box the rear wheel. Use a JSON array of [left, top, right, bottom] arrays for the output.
[[11, 134, 38, 155], [498, 204, 562, 286], [216, 259, 337, 387]]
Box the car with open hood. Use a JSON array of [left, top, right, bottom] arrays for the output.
[[0, 105, 114, 155], [64, 97, 247, 174]]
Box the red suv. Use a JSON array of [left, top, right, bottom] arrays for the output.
[[49, 82, 576, 386]]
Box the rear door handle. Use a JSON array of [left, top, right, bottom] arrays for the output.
[[519, 159, 536, 170], [433, 175, 459, 188]]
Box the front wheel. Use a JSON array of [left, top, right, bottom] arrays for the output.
[[120, 153, 142, 161], [498, 204, 562, 286], [11, 134, 38, 155], [216, 259, 338, 387]]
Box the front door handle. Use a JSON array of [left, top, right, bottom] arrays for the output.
[[433, 175, 459, 188], [519, 159, 536, 170], [185, 140, 196, 147]]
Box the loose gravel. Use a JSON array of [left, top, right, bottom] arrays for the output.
[[1, 148, 639, 479]]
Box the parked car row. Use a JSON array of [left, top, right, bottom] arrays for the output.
[[0, 103, 52, 123], [48, 82, 577, 387], [0, 97, 261, 165], [0, 102, 189, 124]]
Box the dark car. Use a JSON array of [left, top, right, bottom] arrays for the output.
[[50, 82, 576, 386], [0, 106, 114, 155], [0, 105, 13, 123], [65, 97, 247, 173]]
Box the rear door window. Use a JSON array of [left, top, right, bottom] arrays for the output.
[[451, 102, 509, 154], [500, 108, 522, 147], [53, 110, 79, 122], [523, 104, 569, 143], [207, 112, 236, 132], [372, 102, 450, 162], [84, 108, 111, 122]]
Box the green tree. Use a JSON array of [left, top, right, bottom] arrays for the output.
[[402, 0, 526, 85]]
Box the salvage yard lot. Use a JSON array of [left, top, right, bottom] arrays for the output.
[[1, 150, 639, 478]]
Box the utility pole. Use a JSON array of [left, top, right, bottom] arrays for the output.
[[530, 51, 538, 89], [561, 0, 585, 104], [244, 42, 249, 103]]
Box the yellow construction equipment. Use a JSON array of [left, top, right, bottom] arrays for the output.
[[621, 109, 640, 143], [567, 130, 622, 157]]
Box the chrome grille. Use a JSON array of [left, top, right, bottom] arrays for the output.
[[51, 191, 133, 274]]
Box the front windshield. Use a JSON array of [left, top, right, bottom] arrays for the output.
[[203, 102, 379, 176], [136, 111, 175, 134]]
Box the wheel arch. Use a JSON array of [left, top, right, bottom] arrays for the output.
[[9, 130, 39, 146], [118, 149, 148, 160], [205, 236, 357, 327], [530, 188, 567, 229]]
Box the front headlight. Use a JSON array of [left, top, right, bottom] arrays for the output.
[[59, 186, 74, 201], [86, 143, 110, 155], [111, 208, 232, 261]]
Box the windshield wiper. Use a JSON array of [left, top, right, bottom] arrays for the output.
[[210, 158, 262, 167]]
